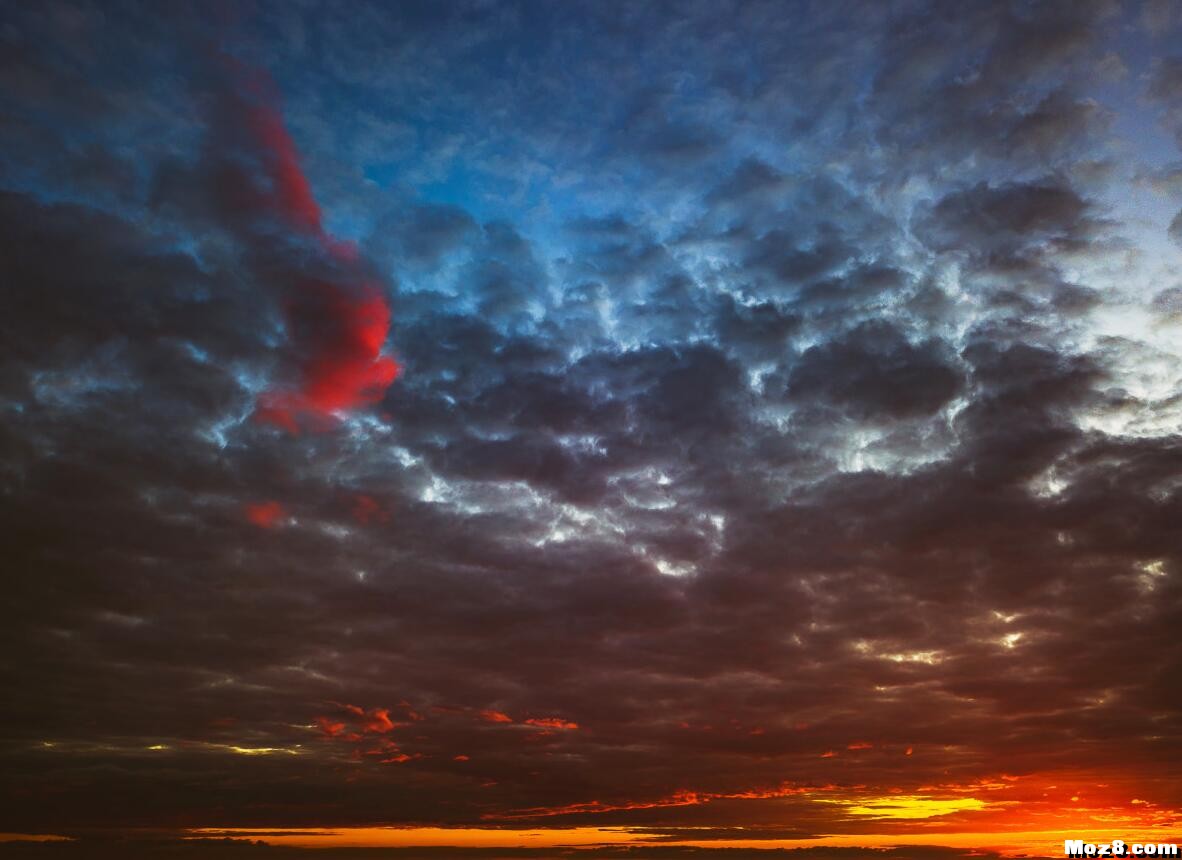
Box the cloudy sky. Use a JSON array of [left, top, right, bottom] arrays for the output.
[[2, 1, 1182, 857]]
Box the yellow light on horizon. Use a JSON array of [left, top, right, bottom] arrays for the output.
[[186, 826, 651, 849], [830, 794, 989, 820]]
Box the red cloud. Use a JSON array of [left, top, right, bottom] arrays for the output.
[[216, 55, 400, 433], [358, 738, 420, 765], [330, 704, 400, 734], [479, 710, 514, 724], [313, 704, 425, 764], [351, 493, 387, 526], [245, 500, 285, 529], [314, 717, 346, 738], [491, 782, 835, 821], [241, 97, 322, 233], [317, 702, 420, 748], [362, 708, 396, 734], [524, 717, 579, 730], [257, 284, 399, 431], [847, 741, 873, 750], [380, 753, 416, 764]]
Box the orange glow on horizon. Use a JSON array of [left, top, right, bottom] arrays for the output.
[[182, 825, 1182, 859], [176, 770, 1180, 858]]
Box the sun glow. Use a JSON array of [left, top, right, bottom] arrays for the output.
[[833, 794, 990, 819], [187, 826, 652, 849]]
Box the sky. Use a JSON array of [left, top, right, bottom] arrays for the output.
[[2, 1, 1182, 858]]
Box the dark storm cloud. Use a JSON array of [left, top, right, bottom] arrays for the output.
[[1, 0, 1180, 850], [867, 0, 1118, 170], [369, 201, 479, 272], [915, 180, 1097, 261], [999, 89, 1112, 163], [0, 190, 264, 414], [1147, 56, 1182, 102], [463, 221, 549, 323], [782, 322, 962, 421], [912, 179, 1115, 317], [712, 295, 801, 362]]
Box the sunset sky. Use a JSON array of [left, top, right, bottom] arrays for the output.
[[2, 1, 1182, 858]]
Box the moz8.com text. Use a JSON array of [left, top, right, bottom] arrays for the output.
[[1066, 840, 1179, 857]]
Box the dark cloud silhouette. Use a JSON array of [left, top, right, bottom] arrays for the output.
[[1148, 56, 1182, 102], [916, 181, 1096, 258], [784, 322, 962, 421]]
